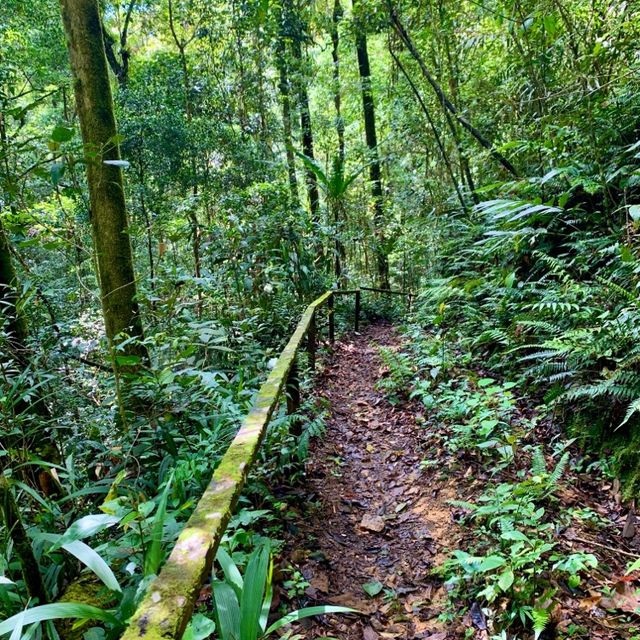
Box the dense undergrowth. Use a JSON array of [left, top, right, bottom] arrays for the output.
[[381, 327, 640, 639], [410, 129, 640, 494], [2, 0, 640, 636]]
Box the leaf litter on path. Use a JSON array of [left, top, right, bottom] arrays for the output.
[[279, 323, 459, 639], [277, 322, 640, 639]]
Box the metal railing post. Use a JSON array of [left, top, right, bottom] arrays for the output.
[[286, 359, 301, 435], [307, 311, 316, 371], [328, 292, 335, 344]]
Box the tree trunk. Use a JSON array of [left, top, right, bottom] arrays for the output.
[[291, 37, 320, 221], [0, 217, 29, 365], [276, 37, 299, 204], [60, 0, 148, 370], [0, 478, 48, 605], [331, 0, 345, 163], [389, 47, 467, 212], [353, 0, 389, 288], [102, 0, 136, 87]]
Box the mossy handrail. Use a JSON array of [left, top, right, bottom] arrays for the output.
[[121, 287, 411, 640]]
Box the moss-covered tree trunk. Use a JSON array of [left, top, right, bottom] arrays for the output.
[[353, 1, 389, 289], [59, 0, 148, 370]]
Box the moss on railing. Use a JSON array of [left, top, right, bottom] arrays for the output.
[[120, 291, 334, 640]]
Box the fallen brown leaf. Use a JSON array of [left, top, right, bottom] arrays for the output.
[[363, 625, 379, 640], [599, 580, 640, 614], [360, 513, 386, 532]]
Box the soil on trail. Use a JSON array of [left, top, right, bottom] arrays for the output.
[[278, 322, 640, 640], [281, 323, 457, 639]]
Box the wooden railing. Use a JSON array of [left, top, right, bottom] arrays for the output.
[[121, 287, 411, 640]]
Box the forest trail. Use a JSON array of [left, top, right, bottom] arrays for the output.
[[278, 323, 640, 640], [282, 323, 457, 640]]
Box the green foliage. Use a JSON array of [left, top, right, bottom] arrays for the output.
[[2, 0, 639, 633], [376, 347, 414, 404], [392, 330, 598, 636], [211, 542, 355, 640]]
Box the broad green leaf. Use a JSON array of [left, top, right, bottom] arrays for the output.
[[500, 530, 529, 542], [626, 557, 640, 574], [497, 569, 514, 591], [212, 581, 240, 640], [240, 545, 270, 640], [144, 473, 173, 577], [51, 126, 74, 143], [258, 557, 273, 635], [362, 581, 383, 597], [61, 540, 121, 593], [183, 614, 215, 640], [49, 514, 120, 551], [41, 533, 120, 593], [0, 603, 119, 635], [478, 555, 506, 572], [9, 609, 25, 640], [215, 547, 243, 599], [265, 606, 357, 636]]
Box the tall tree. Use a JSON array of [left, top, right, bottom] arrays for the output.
[[167, 0, 203, 288], [275, 14, 300, 204], [289, 10, 320, 222], [388, 2, 519, 178], [389, 46, 467, 212], [59, 0, 148, 371], [331, 0, 345, 163], [102, 0, 137, 88], [353, 0, 389, 288]]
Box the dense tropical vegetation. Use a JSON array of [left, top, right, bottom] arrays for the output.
[[1, 0, 639, 637]]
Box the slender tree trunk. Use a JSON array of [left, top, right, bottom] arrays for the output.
[[102, 0, 136, 87], [167, 0, 202, 306], [354, 0, 389, 288], [231, 0, 250, 133], [0, 218, 29, 365], [389, 48, 467, 212], [389, 3, 519, 177], [331, 0, 345, 163], [60, 0, 148, 370], [0, 478, 48, 605], [332, 200, 347, 284], [276, 37, 299, 204], [438, 17, 479, 203], [136, 163, 155, 291], [442, 107, 479, 203], [291, 37, 320, 221]]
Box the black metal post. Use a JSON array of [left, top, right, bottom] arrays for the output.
[[328, 293, 335, 343]]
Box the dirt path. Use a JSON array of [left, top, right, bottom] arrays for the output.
[[275, 322, 640, 640], [281, 323, 457, 640]]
